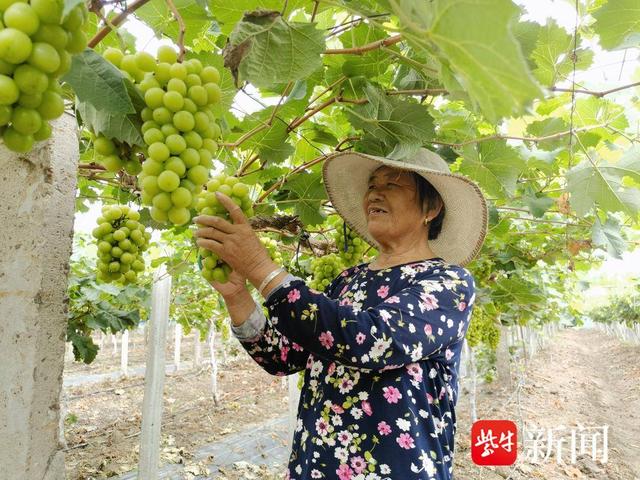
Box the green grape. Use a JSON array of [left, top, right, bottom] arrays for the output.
[[36, 90, 63, 119], [200, 66, 220, 84], [95, 205, 148, 285], [30, 0, 63, 24], [309, 254, 345, 291], [4, 3, 40, 35], [11, 106, 41, 134], [33, 25, 68, 50], [27, 42, 59, 73], [163, 90, 184, 112], [0, 74, 20, 105], [172, 110, 194, 132], [165, 157, 186, 176], [18, 92, 42, 108], [13, 64, 48, 94], [103, 47, 123, 67], [135, 51, 156, 72], [144, 87, 164, 109], [0, 28, 33, 64], [157, 170, 180, 192], [169, 62, 187, 80], [101, 154, 122, 172], [3, 126, 33, 152], [195, 173, 254, 283], [156, 45, 177, 64], [165, 133, 186, 154], [94, 135, 115, 155]]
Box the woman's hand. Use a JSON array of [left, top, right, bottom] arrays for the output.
[[209, 269, 248, 299], [193, 192, 276, 288]]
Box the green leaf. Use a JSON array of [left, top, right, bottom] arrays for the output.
[[526, 117, 569, 151], [77, 101, 144, 146], [460, 140, 526, 197], [522, 190, 555, 218], [68, 331, 99, 364], [136, 0, 213, 44], [592, 215, 625, 259], [279, 171, 327, 226], [208, 0, 305, 35], [592, 0, 640, 50], [424, 0, 543, 121], [63, 49, 136, 115], [346, 84, 434, 157], [492, 275, 545, 305], [224, 11, 326, 89], [566, 154, 640, 217], [339, 24, 394, 79]]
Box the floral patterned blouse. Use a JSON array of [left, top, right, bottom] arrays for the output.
[[235, 257, 475, 480]]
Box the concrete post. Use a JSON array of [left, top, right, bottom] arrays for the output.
[[0, 114, 79, 480]]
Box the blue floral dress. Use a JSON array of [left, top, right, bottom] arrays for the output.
[[236, 258, 475, 480]]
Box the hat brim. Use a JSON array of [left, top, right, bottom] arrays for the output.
[[322, 151, 488, 266]]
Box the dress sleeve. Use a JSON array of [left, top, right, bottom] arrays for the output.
[[230, 274, 312, 376], [262, 266, 475, 372]]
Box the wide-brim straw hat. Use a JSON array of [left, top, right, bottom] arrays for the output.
[[322, 148, 488, 266]]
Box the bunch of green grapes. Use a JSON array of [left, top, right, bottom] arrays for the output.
[[93, 205, 150, 284], [102, 45, 223, 226], [329, 217, 368, 267], [92, 134, 143, 175], [309, 253, 345, 291], [466, 307, 500, 351], [260, 235, 283, 264], [0, 0, 88, 152], [195, 173, 253, 283]]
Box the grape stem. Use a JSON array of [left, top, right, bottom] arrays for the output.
[[166, 0, 186, 62], [88, 0, 153, 48]]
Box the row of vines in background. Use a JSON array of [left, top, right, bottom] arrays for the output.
[[58, 0, 640, 367]]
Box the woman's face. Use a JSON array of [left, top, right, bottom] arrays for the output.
[[361, 166, 427, 245]]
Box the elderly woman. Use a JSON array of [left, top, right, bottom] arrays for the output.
[[194, 148, 487, 480]]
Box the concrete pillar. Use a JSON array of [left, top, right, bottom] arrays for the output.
[[0, 114, 79, 479]]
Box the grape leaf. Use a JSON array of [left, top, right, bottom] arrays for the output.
[[63, 49, 136, 115], [77, 102, 143, 146], [460, 140, 526, 197], [278, 171, 327, 226], [419, 0, 543, 121], [208, 0, 306, 35], [592, 0, 640, 50], [224, 11, 326, 89], [346, 84, 434, 157], [592, 215, 625, 259], [566, 154, 640, 217], [135, 0, 214, 44]]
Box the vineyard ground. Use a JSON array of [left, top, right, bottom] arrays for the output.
[[63, 328, 640, 479]]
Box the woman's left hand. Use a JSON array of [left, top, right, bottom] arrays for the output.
[[193, 192, 273, 282]]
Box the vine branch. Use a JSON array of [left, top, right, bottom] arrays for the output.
[[324, 34, 402, 55], [427, 124, 608, 148], [549, 81, 640, 98], [88, 0, 152, 48]]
